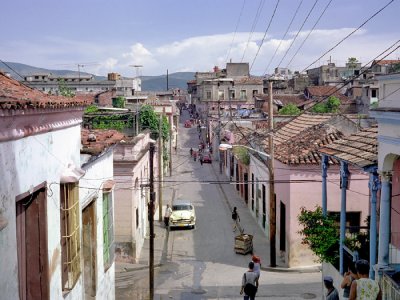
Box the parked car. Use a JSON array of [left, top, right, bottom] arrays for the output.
[[202, 152, 212, 163], [169, 200, 196, 229], [184, 120, 192, 128]]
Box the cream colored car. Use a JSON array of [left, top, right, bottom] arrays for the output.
[[169, 200, 196, 229]]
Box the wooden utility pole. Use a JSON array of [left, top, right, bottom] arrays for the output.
[[169, 125, 173, 176], [158, 114, 163, 221], [268, 79, 276, 267], [148, 143, 155, 299]]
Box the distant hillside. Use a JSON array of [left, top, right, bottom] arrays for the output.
[[0, 61, 105, 80], [0, 61, 195, 91], [141, 72, 195, 91]]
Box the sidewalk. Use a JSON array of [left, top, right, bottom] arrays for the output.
[[209, 161, 321, 274], [115, 183, 175, 275]]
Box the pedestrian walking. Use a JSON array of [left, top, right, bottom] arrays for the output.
[[323, 276, 339, 300], [232, 207, 240, 232], [240, 261, 258, 300], [164, 204, 172, 227], [193, 151, 197, 161], [341, 264, 358, 299], [251, 255, 261, 279], [349, 259, 381, 300], [190, 148, 193, 156], [200, 155, 203, 165]]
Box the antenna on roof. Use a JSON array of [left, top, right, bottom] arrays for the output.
[[55, 62, 100, 84]]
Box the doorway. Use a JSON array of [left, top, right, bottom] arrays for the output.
[[280, 201, 286, 251], [16, 185, 49, 300], [82, 200, 97, 298]]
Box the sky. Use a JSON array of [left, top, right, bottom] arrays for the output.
[[0, 0, 399, 77]]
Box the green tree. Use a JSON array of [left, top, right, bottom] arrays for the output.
[[326, 96, 341, 113], [311, 103, 327, 113], [278, 103, 301, 115], [233, 146, 250, 165], [347, 57, 359, 69], [139, 104, 170, 141], [311, 96, 341, 113], [58, 79, 75, 97], [84, 105, 99, 114], [298, 206, 339, 264], [112, 96, 125, 108]]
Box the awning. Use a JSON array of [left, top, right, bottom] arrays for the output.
[[60, 163, 85, 183], [102, 180, 116, 192]]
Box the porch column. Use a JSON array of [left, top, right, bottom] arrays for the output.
[[340, 161, 349, 275], [368, 169, 380, 278], [377, 172, 391, 268], [321, 155, 329, 216]]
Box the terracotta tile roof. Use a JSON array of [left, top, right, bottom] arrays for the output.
[[306, 86, 344, 98], [0, 72, 92, 109], [372, 59, 400, 66], [318, 127, 377, 168], [81, 128, 125, 156], [230, 112, 346, 165], [273, 113, 333, 146], [274, 124, 342, 164]]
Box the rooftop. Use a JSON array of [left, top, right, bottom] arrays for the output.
[[318, 127, 377, 168], [0, 72, 92, 109], [81, 128, 125, 156]]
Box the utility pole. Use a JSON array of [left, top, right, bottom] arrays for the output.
[[148, 142, 155, 299], [217, 82, 222, 174], [166, 69, 169, 91], [268, 79, 276, 267], [169, 124, 173, 177], [158, 113, 163, 221]]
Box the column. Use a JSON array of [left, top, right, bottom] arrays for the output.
[[377, 172, 391, 268], [368, 169, 380, 278], [340, 161, 349, 275], [321, 155, 329, 216]]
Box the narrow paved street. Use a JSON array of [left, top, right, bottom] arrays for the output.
[[116, 109, 323, 299]]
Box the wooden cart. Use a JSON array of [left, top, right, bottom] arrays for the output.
[[234, 234, 253, 255]]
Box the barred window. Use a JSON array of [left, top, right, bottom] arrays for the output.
[[206, 90, 211, 99], [60, 183, 81, 291], [103, 192, 114, 269]]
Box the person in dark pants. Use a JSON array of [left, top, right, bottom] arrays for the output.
[[164, 204, 172, 227], [240, 261, 258, 300], [190, 148, 193, 156]]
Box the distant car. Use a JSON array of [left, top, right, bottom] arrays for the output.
[[169, 200, 196, 229], [184, 120, 192, 128], [202, 153, 212, 163]]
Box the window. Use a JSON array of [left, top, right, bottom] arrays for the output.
[[240, 90, 247, 100], [229, 89, 235, 99], [103, 192, 114, 269], [218, 90, 225, 100], [60, 183, 81, 291], [252, 90, 258, 96], [371, 89, 377, 98], [206, 90, 211, 99]]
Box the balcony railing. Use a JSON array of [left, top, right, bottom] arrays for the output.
[[380, 271, 400, 300]]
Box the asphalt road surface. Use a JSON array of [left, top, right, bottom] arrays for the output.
[[116, 109, 323, 299]]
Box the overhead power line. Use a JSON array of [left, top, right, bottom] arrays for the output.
[[0, 59, 26, 80], [285, 0, 333, 69], [263, 0, 304, 74], [225, 0, 247, 63], [301, 0, 395, 72], [241, 0, 266, 62], [275, 0, 319, 69], [249, 0, 281, 72]]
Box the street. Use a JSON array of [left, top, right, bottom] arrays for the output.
[[116, 109, 323, 299]]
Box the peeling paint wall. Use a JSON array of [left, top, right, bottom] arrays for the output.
[[0, 124, 82, 300], [79, 150, 115, 300]]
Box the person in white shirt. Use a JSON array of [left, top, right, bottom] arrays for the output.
[[164, 204, 172, 227]]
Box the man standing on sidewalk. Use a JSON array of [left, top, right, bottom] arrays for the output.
[[164, 204, 172, 227]]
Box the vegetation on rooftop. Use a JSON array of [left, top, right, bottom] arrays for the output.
[[311, 96, 341, 114], [278, 103, 301, 115]]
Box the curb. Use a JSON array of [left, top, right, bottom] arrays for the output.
[[261, 265, 321, 273]]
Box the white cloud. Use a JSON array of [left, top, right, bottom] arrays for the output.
[[1, 28, 398, 77]]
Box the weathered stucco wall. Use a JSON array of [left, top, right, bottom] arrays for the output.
[[0, 125, 82, 300], [80, 150, 115, 300]]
